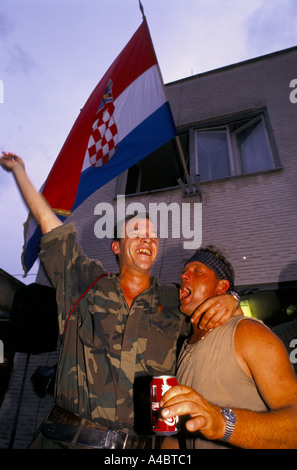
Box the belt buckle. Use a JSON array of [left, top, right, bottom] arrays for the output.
[[44, 405, 129, 449], [106, 428, 128, 449]]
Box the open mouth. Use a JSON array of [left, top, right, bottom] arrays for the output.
[[180, 285, 191, 300], [136, 248, 151, 256]]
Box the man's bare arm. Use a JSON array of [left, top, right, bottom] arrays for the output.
[[161, 321, 297, 449], [0, 152, 62, 234]]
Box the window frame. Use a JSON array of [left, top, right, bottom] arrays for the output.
[[193, 109, 280, 182], [115, 108, 281, 196], [194, 126, 235, 181], [115, 133, 189, 196]]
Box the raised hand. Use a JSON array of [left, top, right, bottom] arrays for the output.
[[0, 151, 62, 234], [0, 152, 25, 173]]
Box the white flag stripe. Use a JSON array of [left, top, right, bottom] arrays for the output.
[[114, 65, 166, 141], [81, 65, 165, 172]]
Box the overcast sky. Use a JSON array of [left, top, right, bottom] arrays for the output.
[[1, 0, 297, 284]]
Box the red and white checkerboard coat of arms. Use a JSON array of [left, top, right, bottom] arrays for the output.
[[86, 80, 119, 167]]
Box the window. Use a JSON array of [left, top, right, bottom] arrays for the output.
[[195, 112, 278, 182], [116, 110, 279, 194], [118, 133, 189, 195], [235, 117, 274, 174], [196, 129, 231, 181]]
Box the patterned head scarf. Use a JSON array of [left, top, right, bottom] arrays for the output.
[[184, 249, 235, 291]]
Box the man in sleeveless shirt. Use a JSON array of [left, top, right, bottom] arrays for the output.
[[0, 152, 239, 449], [161, 246, 297, 449]]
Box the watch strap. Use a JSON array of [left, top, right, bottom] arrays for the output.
[[229, 290, 240, 310], [221, 407, 236, 442]]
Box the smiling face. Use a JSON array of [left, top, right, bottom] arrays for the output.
[[111, 216, 159, 275], [179, 261, 229, 317]]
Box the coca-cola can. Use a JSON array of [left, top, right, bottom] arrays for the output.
[[151, 375, 179, 435]]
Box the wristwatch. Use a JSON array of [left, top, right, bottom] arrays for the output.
[[220, 407, 236, 442], [229, 291, 240, 309]]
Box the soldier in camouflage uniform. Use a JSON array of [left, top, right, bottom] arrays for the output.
[[0, 152, 239, 449]]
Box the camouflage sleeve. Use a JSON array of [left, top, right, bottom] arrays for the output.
[[160, 284, 189, 336], [39, 222, 106, 333]]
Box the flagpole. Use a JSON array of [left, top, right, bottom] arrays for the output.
[[155, 63, 191, 185], [175, 135, 191, 182], [138, 1, 191, 185], [139, 0, 145, 19]]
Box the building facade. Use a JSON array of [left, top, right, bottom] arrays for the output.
[[164, 45, 297, 325]]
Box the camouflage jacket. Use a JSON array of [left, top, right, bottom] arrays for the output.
[[39, 223, 186, 434]]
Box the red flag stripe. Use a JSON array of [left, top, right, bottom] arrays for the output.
[[42, 20, 157, 212]]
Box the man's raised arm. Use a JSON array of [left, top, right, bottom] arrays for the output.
[[0, 152, 62, 234]]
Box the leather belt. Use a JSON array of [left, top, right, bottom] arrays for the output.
[[41, 405, 128, 449]]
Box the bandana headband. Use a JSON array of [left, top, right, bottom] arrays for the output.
[[184, 250, 234, 291]]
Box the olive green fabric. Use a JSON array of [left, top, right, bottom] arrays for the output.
[[39, 223, 185, 435]]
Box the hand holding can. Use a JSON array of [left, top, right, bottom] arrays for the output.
[[151, 375, 179, 435]]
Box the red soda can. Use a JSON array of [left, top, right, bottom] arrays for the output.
[[151, 375, 179, 435]]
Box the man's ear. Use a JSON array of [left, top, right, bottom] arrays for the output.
[[216, 279, 230, 295], [111, 241, 120, 255]]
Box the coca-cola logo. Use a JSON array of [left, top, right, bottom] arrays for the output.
[[164, 415, 179, 427]]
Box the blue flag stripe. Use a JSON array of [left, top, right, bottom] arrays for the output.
[[72, 102, 176, 210]]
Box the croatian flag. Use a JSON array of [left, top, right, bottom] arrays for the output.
[[22, 19, 177, 274]]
